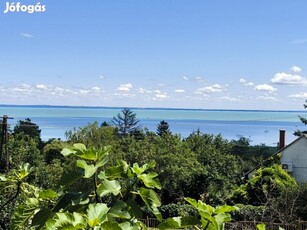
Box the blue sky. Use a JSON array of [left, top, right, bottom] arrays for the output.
[[1, 0, 307, 110]]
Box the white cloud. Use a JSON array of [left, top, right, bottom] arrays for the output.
[[195, 76, 205, 83], [239, 78, 254, 86], [254, 84, 277, 92], [91, 87, 101, 92], [219, 96, 241, 102], [182, 76, 189, 80], [12, 84, 33, 93], [291, 66, 302, 73], [239, 79, 246, 83], [99, 76, 105, 79], [245, 82, 254, 86], [117, 83, 133, 92], [196, 84, 223, 94], [289, 92, 307, 99], [156, 94, 168, 99], [79, 89, 90, 94], [138, 88, 146, 93], [257, 96, 277, 101], [20, 33, 34, 38], [36, 84, 48, 90], [271, 72, 307, 85], [174, 89, 185, 93]]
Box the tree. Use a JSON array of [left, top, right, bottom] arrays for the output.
[[112, 108, 141, 136], [13, 118, 41, 143], [184, 132, 241, 204], [157, 120, 170, 136], [294, 101, 307, 136]]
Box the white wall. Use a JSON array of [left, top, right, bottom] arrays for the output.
[[281, 136, 307, 184]]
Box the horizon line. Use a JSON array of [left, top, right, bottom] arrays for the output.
[[0, 103, 306, 113]]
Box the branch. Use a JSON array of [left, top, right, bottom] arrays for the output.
[[0, 182, 21, 210]]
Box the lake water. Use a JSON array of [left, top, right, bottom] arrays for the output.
[[1, 105, 307, 146]]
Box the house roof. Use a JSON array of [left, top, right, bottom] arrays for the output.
[[241, 134, 307, 180], [274, 134, 307, 155]]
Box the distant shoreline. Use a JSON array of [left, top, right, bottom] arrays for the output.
[[0, 104, 306, 113]]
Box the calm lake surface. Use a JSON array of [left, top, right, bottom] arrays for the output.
[[1, 105, 307, 146]]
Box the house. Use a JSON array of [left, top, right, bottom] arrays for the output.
[[242, 130, 307, 184], [279, 132, 307, 184]]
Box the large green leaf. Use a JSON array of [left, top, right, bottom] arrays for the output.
[[76, 147, 98, 161], [200, 212, 218, 230], [138, 172, 161, 189], [11, 198, 40, 229], [45, 219, 57, 230], [96, 145, 111, 161], [61, 148, 76, 157], [158, 217, 182, 229], [137, 188, 162, 221], [105, 160, 129, 179], [87, 203, 110, 227], [215, 205, 239, 214], [52, 192, 84, 212], [158, 216, 200, 230], [108, 200, 131, 219], [57, 170, 83, 189], [31, 208, 53, 228], [74, 144, 110, 162], [97, 179, 121, 197], [39, 189, 58, 200], [76, 160, 96, 178], [215, 213, 232, 229], [126, 199, 143, 219], [119, 221, 141, 230], [101, 221, 122, 230], [18, 163, 33, 180], [132, 161, 155, 175], [49, 212, 86, 230]]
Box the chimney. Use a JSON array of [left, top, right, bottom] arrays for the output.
[[279, 129, 286, 150]]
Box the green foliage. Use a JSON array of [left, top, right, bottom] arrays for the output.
[[184, 131, 241, 204], [65, 123, 248, 205], [159, 198, 238, 230], [231, 164, 297, 205], [230, 137, 277, 175], [65, 121, 118, 149], [1, 144, 163, 229], [159, 203, 198, 218], [43, 139, 66, 164], [13, 118, 42, 144], [231, 204, 265, 221]]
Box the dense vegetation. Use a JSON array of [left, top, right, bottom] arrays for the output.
[[1, 108, 306, 229]]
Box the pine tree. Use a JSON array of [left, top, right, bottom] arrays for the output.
[[112, 108, 141, 136], [156, 120, 170, 136]]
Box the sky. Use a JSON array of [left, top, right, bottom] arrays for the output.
[[1, 0, 307, 110]]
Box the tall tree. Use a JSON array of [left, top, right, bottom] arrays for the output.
[[13, 118, 41, 141], [112, 108, 141, 136], [156, 120, 170, 136]]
